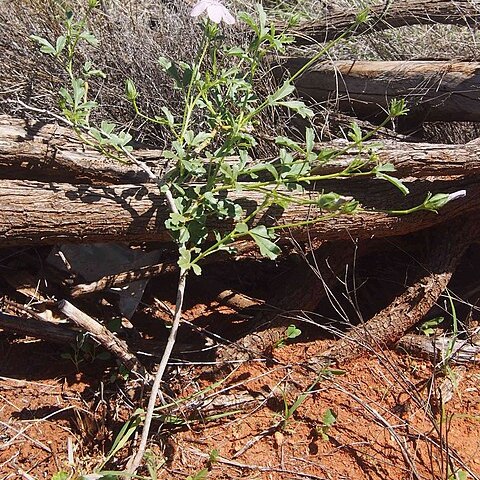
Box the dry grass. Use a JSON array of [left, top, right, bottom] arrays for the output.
[[0, 0, 255, 145], [2, 0, 480, 147]]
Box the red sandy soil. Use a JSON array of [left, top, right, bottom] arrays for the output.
[[1, 328, 479, 480]]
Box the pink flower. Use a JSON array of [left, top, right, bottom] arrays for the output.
[[190, 0, 235, 25]]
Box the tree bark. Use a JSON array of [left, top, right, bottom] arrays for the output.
[[0, 177, 476, 247], [280, 0, 480, 44], [397, 332, 480, 365], [3, 115, 480, 184], [215, 240, 359, 363], [0, 115, 169, 185], [58, 300, 144, 372], [284, 60, 480, 123], [307, 217, 473, 370]]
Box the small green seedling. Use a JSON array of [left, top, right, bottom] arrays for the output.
[[186, 468, 208, 480], [275, 324, 302, 347], [419, 316, 444, 336], [52, 473, 69, 480], [317, 408, 337, 441], [448, 469, 468, 480]]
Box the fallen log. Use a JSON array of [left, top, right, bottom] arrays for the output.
[[285, 60, 480, 123], [0, 115, 169, 185], [307, 216, 473, 371], [215, 240, 360, 363], [0, 177, 475, 247], [397, 331, 480, 365], [3, 115, 480, 185], [280, 0, 480, 44]]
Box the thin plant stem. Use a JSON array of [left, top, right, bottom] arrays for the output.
[[128, 269, 188, 474]]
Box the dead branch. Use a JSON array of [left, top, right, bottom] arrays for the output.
[[307, 217, 474, 370], [3, 115, 480, 184], [215, 240, 359, 363], [70, 261, 177, 297], [313, 137, 480, 178], [397, 331, 480, 365], [281, 0, 480, 44], [58, 299, 144, 373], [0, 311, 79, 344], [284, 60, 480, 123], [0, 115, 169, 184]]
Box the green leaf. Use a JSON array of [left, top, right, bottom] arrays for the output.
[[356, 8, 370, 24], [72, 78, 86, 107], [375, 172, 409, 195], [285, 324, 301, 340], [257, 3, 268, 37], [100, 120, 115, 135], [158, 57, 183, 88], [191, 263, 202, 275], [234, 223, 249, 234], [177, 247, 192, 271], [186, 469, 208, 480], [209, 448, 219, 464], [239, 11, 258, 34], [30, 35, 56, 55], [322, 408, 337, 428], [419, 317, 444, 336], [389, 98, 409, 117], [226, 46, 247, 58], [319, 408, 337, 441], [80, 31, 99, 46], [275, 136, 302, 152], [375, 163, 396, 173], [191, 131, 212, 147], [103, 413, 142, 465], [348, 122, 363, 144], [55, 35, 66, 55], [452, 469, 468, 480], [52, 473, 69, 480], [305, 127, 315, 154], [161, 106, 175, 128], [249, 226, 281, 260], [268, 81, 295, 104], [276, 100, 314, 119], [317, 192, 355, 211]]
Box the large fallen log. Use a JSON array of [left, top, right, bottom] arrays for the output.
[[0, 177, 476, 247], [284, 60, 480, 123], [0, 116, 167, 185], [283, 0, 480, 44], [2, 115, 480, 185]]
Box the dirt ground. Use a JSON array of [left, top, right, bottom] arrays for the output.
[[1, 307, 480, 480]]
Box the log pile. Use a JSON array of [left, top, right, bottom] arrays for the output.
[[1, 0, 480, 376], [1, 110, 479, 371]]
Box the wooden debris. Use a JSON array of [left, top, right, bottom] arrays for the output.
[[0, 178, 476, 247], [308, 218, 473, 371], [285, 60, 480, 123], [58, 300, 144, 373], [281, 0, 480, 44], [70, 261, 177, 297], [397, 331, 480, 365]]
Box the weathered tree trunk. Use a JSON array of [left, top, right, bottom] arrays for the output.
[[281, 0, 480, 44], [1, 115, 479, 247], [0, 177, 476, 247], [308, 217, 473, 370], [284, 60, 480, 123], [0, 116, 169, 185], [3, 115, 480, 185]]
